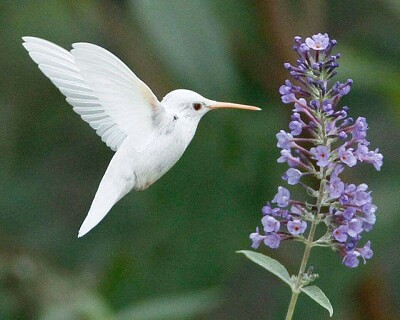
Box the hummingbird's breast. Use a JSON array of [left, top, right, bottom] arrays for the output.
[[126, 119, 196, 191]]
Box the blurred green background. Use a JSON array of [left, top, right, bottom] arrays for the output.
[[1, 0, 399, 319]]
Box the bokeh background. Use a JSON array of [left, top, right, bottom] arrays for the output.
[[1, 1, 399, 319]]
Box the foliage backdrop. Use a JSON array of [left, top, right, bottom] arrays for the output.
[[1, 1, 399, 319]]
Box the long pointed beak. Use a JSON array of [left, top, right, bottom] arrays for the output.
[[209, 102, 261, 111]]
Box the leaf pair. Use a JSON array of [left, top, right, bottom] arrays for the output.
[[238, 250, 333, 317]]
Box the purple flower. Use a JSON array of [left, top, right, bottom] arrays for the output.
[[343, 252, 360, 268], [329, 176, 344, 198], [338, 146, 357, 167], [282, 93, 296, 104], [305, 33, 329, 50], [264, 233, 281, 249], [323, 103, 334, 115], [283, 168, 302, 185], [250, 227, 265, 249], [276, 130, 293, 150], [345, 184, 357, 193], [262, 216, 281, 233], [293, 98, 307, 112], [281, 209, 290, 219], [369, 150, 383, 171], [352, 184, 371, 206], [337, 79, 353, 97], [333, 225, 348, 242], [261, 204, 281, 217], [291, 112, 301, 121], [343, 207, 356, 220], [344, 236, 360, 251], [358, 241, 373, 262], [272, 187, 291, 208], [287, 220, 307, 235], [279, 80, 297, 104], [277, 150, 300, 167], [310, 146, 330, 167], [289, 120, 303, 136], [299, 43, 310, 53], [355, 143, 368, 159], [363, 202, 377, 215], [338, 131, 347, 139], [352, 117, 368, 141], [355, 144, 383, 171], [363, 203, 377, 227], [347, 218, 363, 237], [290, 205, 303, 216]]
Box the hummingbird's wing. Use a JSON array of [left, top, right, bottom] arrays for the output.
[[22, 37, 169, 237], [22, 36, 166, 151]]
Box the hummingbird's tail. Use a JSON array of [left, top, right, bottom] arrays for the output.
[[78, 148, 134, 237]]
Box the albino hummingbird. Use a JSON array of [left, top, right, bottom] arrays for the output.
[[22, 36, 261, 237]]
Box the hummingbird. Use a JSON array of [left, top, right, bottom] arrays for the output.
[[22, 36, 261, 237]]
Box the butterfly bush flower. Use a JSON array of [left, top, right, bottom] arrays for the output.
[[250, 33, 383, 268]]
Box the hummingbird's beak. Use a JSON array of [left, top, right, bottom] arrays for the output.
[[208, 102, 261, 111]]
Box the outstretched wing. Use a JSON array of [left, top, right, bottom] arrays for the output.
[[22, 36, 165, 151]]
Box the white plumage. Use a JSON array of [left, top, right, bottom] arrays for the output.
[[22, 36, 260, 237]]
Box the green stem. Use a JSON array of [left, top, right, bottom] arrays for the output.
[[285, 171, 327, 320], [285, 216, 319, 320]]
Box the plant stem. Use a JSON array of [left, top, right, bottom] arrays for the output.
[[285, 169, 327, 320], [284, 218, 318, 320]]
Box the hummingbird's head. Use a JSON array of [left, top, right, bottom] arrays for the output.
[[162, 89, 261, 123]]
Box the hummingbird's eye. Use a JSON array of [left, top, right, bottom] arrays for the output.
[[192, 103, 203, 111]]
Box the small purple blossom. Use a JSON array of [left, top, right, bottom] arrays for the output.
[[338, 146, 357, 167], [250, 228, 265, 249], [363, 204, 377, 228], [338, 131, 347, 139], [287, 220, 307, 235], [343, 207, 356, 220], [283, 168, 302, 185], [264, 233, 281, 249], [289, 120, 303, 136], [310, 146, 330, 167], [261, 203, 281, 217], [333, 225, 348, 242], [352, 184, 371, 206], [276, 130, 293, 150], [277, 150, 300, 167], [262, 216, 280, 233], [343, 252, 360, 268], [293, 98, 308, 113], [352, 117, 368, 141], [337, 79, 353, 97], [282, 93, 296, 104], [347, 218, 363, 237], [305, 33, 329, 50], [279, 80, 297, 104], [329, 176, 344, 198], [355, 144, 383, 171], [272, 187, 291, 208], [358, 241, 373, 261], [299, 43, 310, 53], [323, 103, 334, 115]]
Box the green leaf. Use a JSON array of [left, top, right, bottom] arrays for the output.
[[237, 250, 291, 287], [301, 285, 333, 317]]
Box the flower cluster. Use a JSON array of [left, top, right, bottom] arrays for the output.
[[250, 33, 383, 268]]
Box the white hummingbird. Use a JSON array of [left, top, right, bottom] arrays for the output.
[[22, 36, 261, 237]]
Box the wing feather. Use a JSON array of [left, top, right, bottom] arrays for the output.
[[22, 36, 165, 151]]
